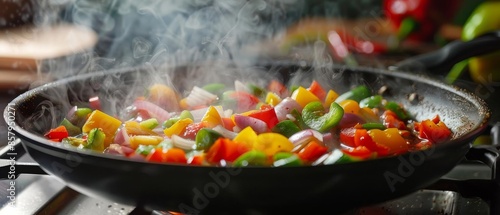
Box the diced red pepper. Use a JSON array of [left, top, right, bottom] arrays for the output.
[[164, 148, 188, 163], [247, 107, 279, 129], [340, 127, 356, 148], [205, 138, 250, 164], [268, 80, 289, 97], [44, 125, 69, 142], [354, 129, 390, 156], [416, 117, 451, 143], [341, 146, 373, 160], [221, 117, 235, 131], [188, 155, 204, 165], [382, 110, 407, 130], [307, 80, 327, 101], [146, 148, 187, 164], [181, 122, 206, 140], [297, 140, 328, 162], [228, 91, 260, 112]]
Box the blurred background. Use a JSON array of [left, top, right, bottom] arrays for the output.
[[2, 0, 497, 132]]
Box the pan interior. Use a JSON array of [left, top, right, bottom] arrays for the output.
[[10, 63, 489, 156]]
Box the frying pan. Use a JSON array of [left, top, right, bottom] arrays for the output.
[[3, 33, 498, 214]]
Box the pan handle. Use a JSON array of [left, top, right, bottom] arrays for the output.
[[391, 31, 500, 73], [0, 159, 46, 179]]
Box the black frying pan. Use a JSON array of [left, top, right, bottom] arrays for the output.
[[3, 33, 498, 214]]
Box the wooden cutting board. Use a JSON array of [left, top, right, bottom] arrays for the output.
[[0, 24, 98, 90]]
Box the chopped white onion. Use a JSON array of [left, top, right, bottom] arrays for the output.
[[234, 114, 268, 134], [289, 129, 323, 152], [212, 125, 237, 139], [171, 135, 196, 150], [275, 98, 302, 121], [185, 86, 218, 107], [133, 99, 171, 122], [235, 80, 250, 93]]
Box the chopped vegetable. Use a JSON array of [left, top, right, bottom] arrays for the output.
[[195, 128, 224, 151], [45, 125, 69, 142], [46, 79, 453, 167], [82, 110, 122, 146], [302, 101, 344, 133], [233, 150, 268, 167]]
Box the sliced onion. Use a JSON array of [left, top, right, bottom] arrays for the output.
[[235, 80, 250, 93], [274, 98, 302, 121], [133, 99, 171, 122], [234, 114, 268, 134], [104, 144, 134, 156], [114, 128, 131, 146], [339, 113, 365, 128], [171, 135, 196, 150], [289, 129, 323, 152], [185, 86, 218, 107], [212, 125, 237, 139]]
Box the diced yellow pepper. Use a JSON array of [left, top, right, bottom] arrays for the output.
[[265, 92, 282, 106], [324, 90, 339, 108], [148, 84, 180, 110], [254, 133, 294, 157], [359, 107, 378, 122], [179, 98, 189, 110], [201, 106, 223, 128], [129, 135, 164, 149], [339, 100, 360, 114], [233, 126, 258, 149], [82, 110, 122, 146], [163, 118, 193, 137], [291, 86, 320, 108], [125, 121, 158, 136], [368, 128, 408, 154]]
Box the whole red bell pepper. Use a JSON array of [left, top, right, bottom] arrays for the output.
[[384, 0, 460, 42]]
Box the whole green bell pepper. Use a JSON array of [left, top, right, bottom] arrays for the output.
[[462, 1, 500, 84]]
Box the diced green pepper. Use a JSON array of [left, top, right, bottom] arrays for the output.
[[289, 109, 309, 130], [195, 128, 223, 151], [136, 144, 156, 156], [359, 95, 382, 108], [233, 150, 268, 167], [163, 110, 194, 128], [289, 85, 300, 94], [86, 128, 106, 151], [335, 85, 372, 103], [385, 101, 409, 120], [70, 107, 92, 127], [140, 118, 159, 130], [272, 120, 301, 138], [361, 123, 387, 130], [302, 101, 344, 133], [202, 83, 226, 94], [60, 118, 81, 136], [273, 152, 303, 167]]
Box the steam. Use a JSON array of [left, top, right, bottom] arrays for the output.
[[16, 0, 387, 132]]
